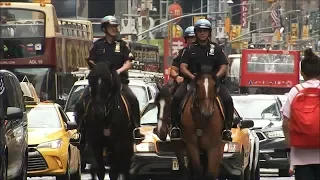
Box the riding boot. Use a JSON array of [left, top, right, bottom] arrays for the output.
[[222, 100, 233, 142], [131, 103, 145, 141], [170, 98, 181, 140], [132, 116, 145, 141]]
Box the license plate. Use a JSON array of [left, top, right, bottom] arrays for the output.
[[172, 159, 179, 170]]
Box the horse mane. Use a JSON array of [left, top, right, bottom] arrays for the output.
[[88, 62, 121, 94], [155, 82, 174, 102]]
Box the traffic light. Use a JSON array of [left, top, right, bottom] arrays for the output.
[[291, 23, 298, 44], [291, 35, 297, 44], [230, 30, 236, 40]]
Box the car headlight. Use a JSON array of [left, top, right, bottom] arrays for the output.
[[134, 143, 156, 152], [37, 139, 62, 149], [224, 142, 241, 153], [265, 130, 284, 138]]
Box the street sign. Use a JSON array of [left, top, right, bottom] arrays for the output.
[[241, 0, 249, 28], [193, 16, 206, 25], [163, 37, 185, 83]]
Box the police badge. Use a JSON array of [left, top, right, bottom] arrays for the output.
[[209, 44, 215, 55], [115, 42, 120, 52]]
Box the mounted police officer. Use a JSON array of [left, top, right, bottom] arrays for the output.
[[82, 15, 145, 140], [170, 26, 196, 84], [170, 19, 233, 142]]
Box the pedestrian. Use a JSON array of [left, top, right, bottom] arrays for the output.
[[282, 48, 320, 180]]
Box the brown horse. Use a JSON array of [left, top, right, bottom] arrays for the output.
[[181, 66, 225, 180], [154, 82, 189, 180]]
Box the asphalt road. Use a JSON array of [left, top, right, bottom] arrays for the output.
[[28, 169, 294, 180]]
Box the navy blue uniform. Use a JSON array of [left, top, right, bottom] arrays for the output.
[[172, 41, 234, 131], [82, 38, 141, 129], [87, 38, 133, 84]]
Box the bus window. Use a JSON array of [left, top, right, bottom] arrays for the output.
[[0, 9, 45, 59]]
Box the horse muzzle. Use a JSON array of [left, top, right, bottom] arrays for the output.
[[201, 110, 214, 120]]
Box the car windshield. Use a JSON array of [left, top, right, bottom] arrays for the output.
[[233, 96, 281, 120], [65, 84, 149, 111], [129, 85, 148, 109], [27, 106, 61, 128], [141, 106, 158, 125], [65, 85, 86, 112]]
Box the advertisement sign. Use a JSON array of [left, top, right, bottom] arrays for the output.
[[241, 0, 249, 28], [240, 49, 300, 88], [163, 37, 185, 82]]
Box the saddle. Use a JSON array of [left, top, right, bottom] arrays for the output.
[[179, 88, 225, 120], [119, 92, 131, 121]]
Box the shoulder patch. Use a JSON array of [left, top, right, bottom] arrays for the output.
[[0, 77, 5, 95]]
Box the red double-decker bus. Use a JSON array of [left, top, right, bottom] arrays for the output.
[[0, 2, 93, 101], [227, 49, 301, 94]]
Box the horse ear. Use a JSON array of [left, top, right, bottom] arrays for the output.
[[167, 81, 176, 93], [156, 81, 163, 90]]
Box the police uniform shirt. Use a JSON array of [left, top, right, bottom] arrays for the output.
[[88, 38, 134, 84], [172, 48, 186, 68], [180, 42, 228, 75]]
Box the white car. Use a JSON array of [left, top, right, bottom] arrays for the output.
[[64, 78, 157, 122]]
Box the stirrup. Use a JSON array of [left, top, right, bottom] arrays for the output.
[[221, 130, 232, 142], [133, 128, 145, 141], [170, 127, 181, 141]]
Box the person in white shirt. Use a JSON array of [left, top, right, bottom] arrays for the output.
[[281, 48, 320, 180]]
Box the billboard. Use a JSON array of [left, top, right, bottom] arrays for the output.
[[240, 49, 300, 88]]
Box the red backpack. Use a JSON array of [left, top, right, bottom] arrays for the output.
[[290, 84, 320, 149]]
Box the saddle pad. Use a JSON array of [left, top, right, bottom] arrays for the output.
[[216, 96, 225, 120], [179, 90, 194, 113], [120, 94, 131, 121]]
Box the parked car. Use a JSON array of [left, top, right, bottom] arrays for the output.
[[0, 70, 28, 180], [131, 102, 260, 180], [26, 102, 81, 179], [232, 94, 290, 177], [64, 78, 159, 169]]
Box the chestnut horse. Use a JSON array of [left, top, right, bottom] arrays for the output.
[[154, 82, 189, 180], [182, 66, 225, 180]]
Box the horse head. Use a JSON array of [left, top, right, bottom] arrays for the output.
[[154, 81, 175, 141], [87, 62, 120, 118], [193, 64, 220, 120]]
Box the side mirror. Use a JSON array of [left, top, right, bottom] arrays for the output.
[[6, 107, 23, 120], [67, 121, 78, 130], [140, 101, 157, 117], [262, 113, 274, 119], [240, 120, 254, 129], [55, 99, 66, 108]]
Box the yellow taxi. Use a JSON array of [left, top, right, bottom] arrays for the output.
[[26, 102, 81, 180], [131, 102, 259, 180]]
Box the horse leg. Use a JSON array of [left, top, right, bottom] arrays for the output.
[[186, 143, 203, 180], [109, 167, 118, 180], [175, 148, 188, 180], [206, 144, 224, 180], [92, 145, 106, 180]]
